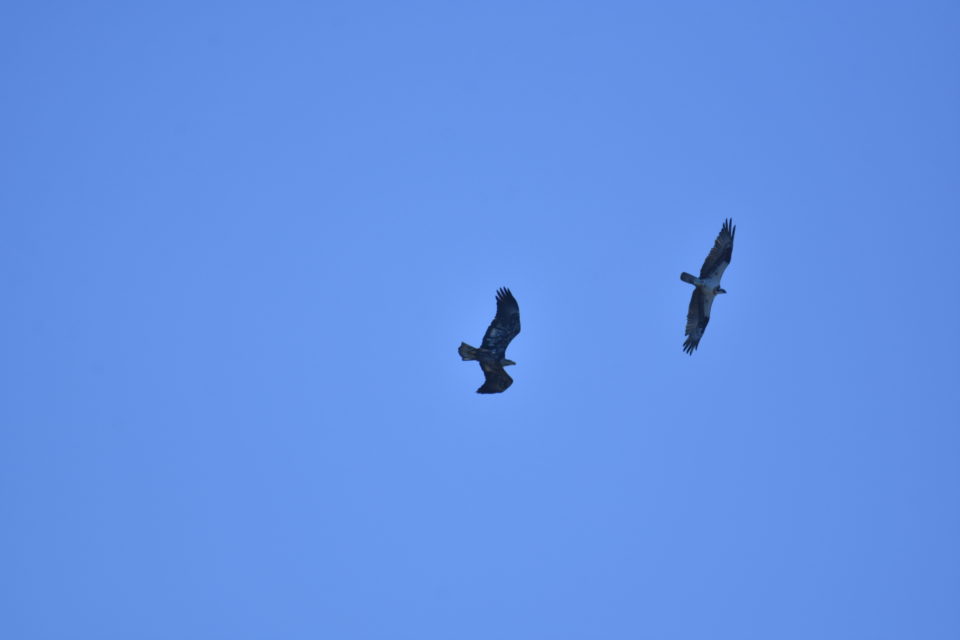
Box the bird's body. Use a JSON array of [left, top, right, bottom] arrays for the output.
[[683, 274, 723, 291], [680, 219, 735, 354], [459, 288, 520, 393]]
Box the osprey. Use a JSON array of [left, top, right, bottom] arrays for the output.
[[680, 218, 736, 354], [458, 287, 521, 393]]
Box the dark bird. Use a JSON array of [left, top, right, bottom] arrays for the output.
[[680, 219, 736, 354], [458, 287, 521, 393]]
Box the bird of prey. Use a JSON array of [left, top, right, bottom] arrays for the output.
[[680, 219, 736, 354], [458, 287, 521, 393]]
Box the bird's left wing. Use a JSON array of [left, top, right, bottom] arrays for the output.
[[683, 289, 715, 354], [477, 362, 513, 394]]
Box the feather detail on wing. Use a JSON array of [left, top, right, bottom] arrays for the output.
[[699, 218, 735, 280], [477, 362, 513, 394], [683, 289, 715, 354], [480, 287, 520, 359]]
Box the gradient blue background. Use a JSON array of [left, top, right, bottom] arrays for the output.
[[3, 2, 959, 638]]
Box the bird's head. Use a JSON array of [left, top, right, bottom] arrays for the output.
[[501, 358, 517, 367], [716, 287, 727, 295]]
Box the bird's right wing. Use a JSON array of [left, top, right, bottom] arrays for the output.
[[699, 218, 735, 280], [480, 287, 521, 358]]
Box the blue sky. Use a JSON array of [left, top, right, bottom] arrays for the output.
[[2, 2, 958, 638]]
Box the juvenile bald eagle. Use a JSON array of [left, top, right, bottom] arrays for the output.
[[680, 219, 735, 354], [459, 287, 521, 393]]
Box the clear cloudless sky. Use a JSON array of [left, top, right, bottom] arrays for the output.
[[2, 1, 958, 638]]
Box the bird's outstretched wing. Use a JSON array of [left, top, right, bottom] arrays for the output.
[[480, 287, 520, 360], [683, 289, 715, 354], [477, 362, 514, 394], [699, 218, 735, 280]]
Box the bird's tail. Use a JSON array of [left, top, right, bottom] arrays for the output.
[[680, 272, 697, 285], [458, 342, 478, 361]]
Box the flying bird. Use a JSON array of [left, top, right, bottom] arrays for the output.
[[458, 287, 521, 393], [680, 219, 736, 354]]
